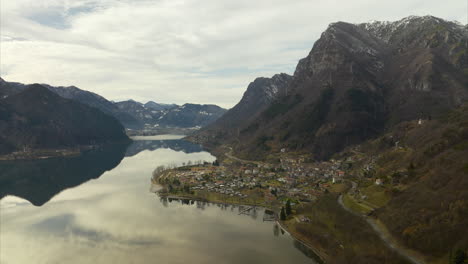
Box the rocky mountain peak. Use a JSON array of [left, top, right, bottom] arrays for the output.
[[292, 21, 386, 87], [358, 15, 467, 51], [196, 15, 467, 161], [245, 73, 292, 103]]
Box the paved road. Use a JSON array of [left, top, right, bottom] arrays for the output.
[[338, 185, 426, 264], [225, 147, 261, 165]]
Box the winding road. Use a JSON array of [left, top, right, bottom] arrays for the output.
[[338, 182, 426, 264]]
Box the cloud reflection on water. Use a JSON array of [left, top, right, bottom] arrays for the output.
[[0, 139, 315, 264]]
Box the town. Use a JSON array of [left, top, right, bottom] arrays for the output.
[[151, 148, 363, 210]]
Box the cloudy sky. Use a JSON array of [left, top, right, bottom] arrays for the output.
[[0, 0, 466, 108]]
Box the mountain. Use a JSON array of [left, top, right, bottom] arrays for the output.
[[193, 16, 468, 160], [158, 103, 227, 128], [115, 100, 227, 129], [335, 103, 468, 260], [195, 73, 292, 146], [0, 78, 142, 129], [144, 101, 177, 111], [1, 78, 227, 130], [0, 84, 129, 155]]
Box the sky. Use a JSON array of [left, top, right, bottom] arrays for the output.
[[0, 0, 466, 108]]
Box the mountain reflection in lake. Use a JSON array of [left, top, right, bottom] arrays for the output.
[[126, 137, 204, 157], [0, 136, 316, 264], [0, 143, 129, 206]]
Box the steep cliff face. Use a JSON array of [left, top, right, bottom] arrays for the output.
[[193, 16, 468, 160], [192, 73, 292, 146]]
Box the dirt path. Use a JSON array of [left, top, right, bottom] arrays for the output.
[[338, 194, 426, 264]]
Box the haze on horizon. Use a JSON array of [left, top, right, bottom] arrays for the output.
[[0, 0, 466, 108]]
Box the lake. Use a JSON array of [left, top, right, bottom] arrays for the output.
[[0, 136, 317, 264]]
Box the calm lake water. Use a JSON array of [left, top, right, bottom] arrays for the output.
[[0, 136, 317, 264]]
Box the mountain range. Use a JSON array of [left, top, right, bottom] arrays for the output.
[[0, 78, 226, 131], [114, 99, 226, 130], [193, 15, 468, 160], [189, 15, 468, 261]]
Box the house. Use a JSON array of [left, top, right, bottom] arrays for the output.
[[375, 178, 383, 185]]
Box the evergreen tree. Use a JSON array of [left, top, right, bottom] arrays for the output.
[[280, 207, 286, 221], [408, 162, 416, 177], [453, 249, 467, 264], [285, 199, 292, 215]]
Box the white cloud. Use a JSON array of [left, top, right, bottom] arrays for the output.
[[0, 0, 466, 108]]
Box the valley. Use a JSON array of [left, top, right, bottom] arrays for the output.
[[1, 11, 467, 264]]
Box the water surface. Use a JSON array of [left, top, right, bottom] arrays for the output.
[[0, 136, 316, 264]]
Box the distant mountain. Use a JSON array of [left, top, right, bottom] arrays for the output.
[[193, 15, 468, 160], [115, 100, 227, 129], [144, 101, 177, 111], [1, 78, 227, 131], [0, 78, 141, 129], [0, 84, 129, 155]]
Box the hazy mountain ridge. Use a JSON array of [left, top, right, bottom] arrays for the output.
[[193, 15, 468, 160], [0, 77, 227, 131], [115, 100, 227, 130]]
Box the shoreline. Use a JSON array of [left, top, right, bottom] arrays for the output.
[[0, 141, 131, 161], [0, 148, 85, 161], [275, 220, 327, 264], [156, 190, 327, 264]]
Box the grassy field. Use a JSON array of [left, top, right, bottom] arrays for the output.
[[329, 182, 348, 193], [342, 194, 373, 214], [360, 184, 391, 208]]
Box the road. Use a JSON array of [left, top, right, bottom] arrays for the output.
[[225, 147, 262, 165], [338, 182, 426, 264]]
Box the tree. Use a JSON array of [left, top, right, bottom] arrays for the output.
[[285, 199, 292, 215], [173, 178, 181, 186], [453, 249, 467, 264], [408, 162, 416, 177], [270, 188, 277, 197], [280, 207, 286, 221]]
